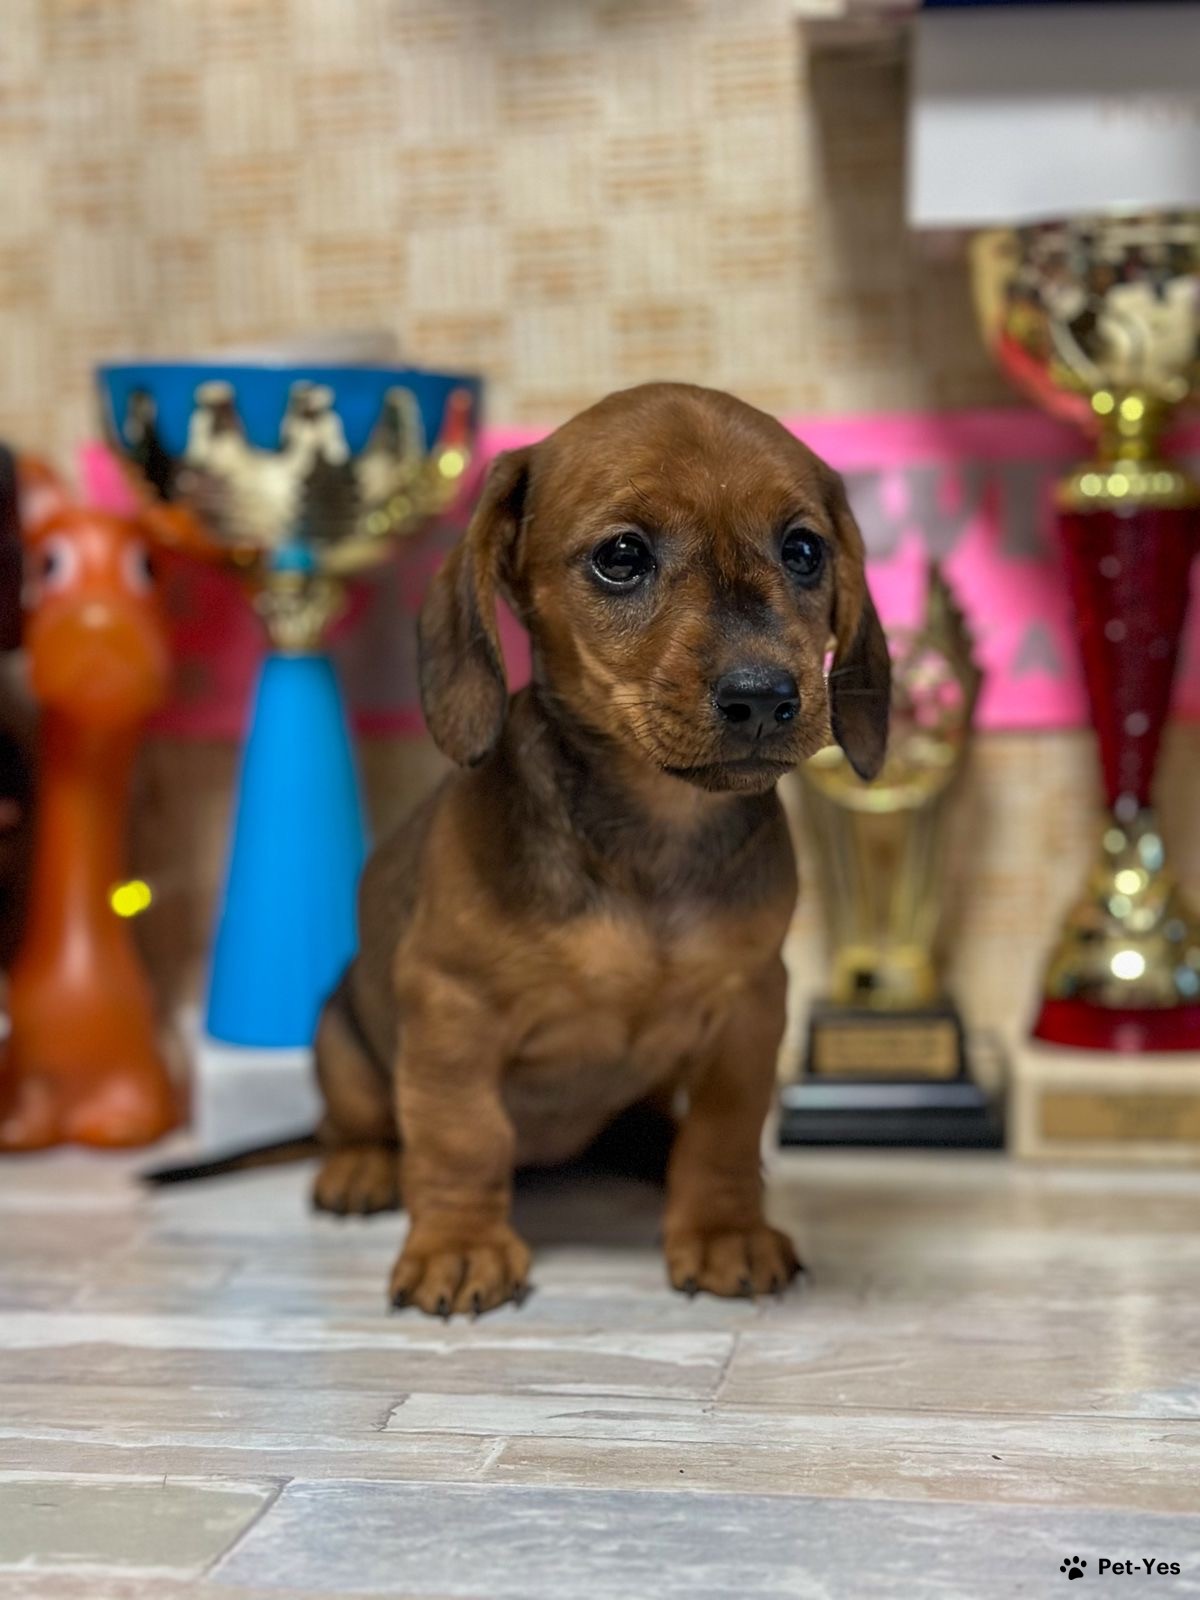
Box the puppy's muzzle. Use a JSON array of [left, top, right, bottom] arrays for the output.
[[714, 666, 799, 743]]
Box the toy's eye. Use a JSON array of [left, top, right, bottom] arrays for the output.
[[122, 541, 155, 594], [781, 526, 826, 586], [591, 531, 655, 590], [33, 536, 79, 597]]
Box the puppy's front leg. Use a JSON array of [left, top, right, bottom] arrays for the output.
[[389, 1010, 530, 1318], [664, 960, 801, 1300]]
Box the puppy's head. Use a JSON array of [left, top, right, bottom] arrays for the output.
[[419, 383, 889, 793]]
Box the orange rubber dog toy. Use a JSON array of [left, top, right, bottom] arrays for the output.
[[0, 472, 177, 1149]]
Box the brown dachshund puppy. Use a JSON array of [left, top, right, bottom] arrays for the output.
[[312, 382, 889, 1316]]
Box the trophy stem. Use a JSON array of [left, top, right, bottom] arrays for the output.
[[1033, 494, 1200, 1051], [1061, 499, 1196, 810], [205, 653, 367, 1048], [255, 570, 347, 655]]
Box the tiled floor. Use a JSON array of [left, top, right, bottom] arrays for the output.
[[1, 1147, 1199, 1597]]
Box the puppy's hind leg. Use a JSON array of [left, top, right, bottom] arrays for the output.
[[312, 974, 401, 1217]]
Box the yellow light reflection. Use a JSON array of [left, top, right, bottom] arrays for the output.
[[110, 879, 153, 918]]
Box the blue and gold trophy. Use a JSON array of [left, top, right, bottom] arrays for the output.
[[98, 361, 480, 1048]]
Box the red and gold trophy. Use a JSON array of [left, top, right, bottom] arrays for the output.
[[974, 215, 1200, 1051]]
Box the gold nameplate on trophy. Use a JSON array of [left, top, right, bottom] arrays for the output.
[[809, 1012, 960, 1079], [1040, 1091, 1200, 1144], [781, 567, 1004, 1148]]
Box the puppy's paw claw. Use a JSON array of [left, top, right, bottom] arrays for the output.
[[665, 1224, 801, 1301], [387, 1225, 533, 1318]]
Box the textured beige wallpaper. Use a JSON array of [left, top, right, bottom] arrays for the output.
[[0, 0, 1005, 465]]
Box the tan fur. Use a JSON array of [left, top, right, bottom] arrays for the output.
[[313, 383, 889, 1315]]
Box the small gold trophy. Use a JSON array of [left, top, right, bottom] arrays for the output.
[[780, 566, 1003, 1147]]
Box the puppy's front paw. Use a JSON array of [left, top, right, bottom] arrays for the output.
[[665, 1223, 801, 1300], [389, 1222, 532, 1318]]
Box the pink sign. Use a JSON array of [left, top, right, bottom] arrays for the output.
[[81, 409, 1200, 739]]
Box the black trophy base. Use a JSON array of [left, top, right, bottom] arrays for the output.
[[779, 1002, 1005, 1150]]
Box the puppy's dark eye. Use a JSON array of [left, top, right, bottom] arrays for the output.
[[781, 526, 826, 586], [591, 531, 655, 590]]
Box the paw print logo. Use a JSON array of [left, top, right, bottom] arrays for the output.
[[1060, 1557, 1087, 1580]]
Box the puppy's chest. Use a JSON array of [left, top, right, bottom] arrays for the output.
[[501, 906, 759, 1161]]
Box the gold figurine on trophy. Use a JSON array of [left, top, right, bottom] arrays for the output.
[[780, 565, 1002, 1147]]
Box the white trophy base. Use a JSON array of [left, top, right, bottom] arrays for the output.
[[1010, 1036, 1200, 1166]]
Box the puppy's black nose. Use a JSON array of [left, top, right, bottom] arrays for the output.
[[714, 668, 800, 737]]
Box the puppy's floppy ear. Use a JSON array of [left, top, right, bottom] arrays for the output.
[[418, 447, 531, 767], [826, 470, 891, 781]]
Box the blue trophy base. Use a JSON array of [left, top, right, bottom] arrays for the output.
[[205, 653, 367, 1049]]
